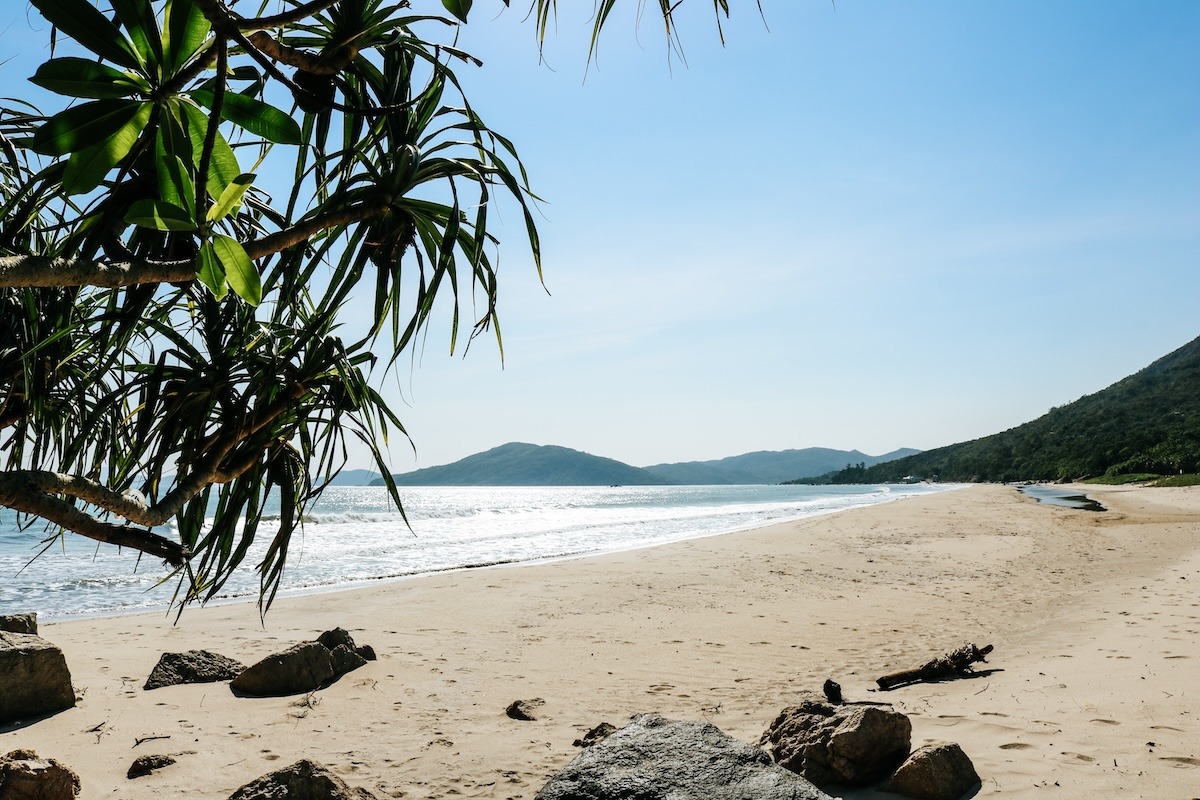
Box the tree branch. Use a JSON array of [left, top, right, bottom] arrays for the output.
[[0, 473, 188, 565], [0, 202, 387, 289]]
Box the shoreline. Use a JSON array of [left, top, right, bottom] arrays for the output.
[[20, 483, 962, 624], [5, 483, 1198, 798]]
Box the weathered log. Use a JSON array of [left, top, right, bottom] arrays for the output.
[[876, 643, 994, 690]]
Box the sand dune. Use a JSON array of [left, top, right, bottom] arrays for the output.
[[3, 483, 1197, 799]]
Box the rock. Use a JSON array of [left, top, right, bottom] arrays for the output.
[[126, 754, 177, 779], [328, 645, 368, 678], [226, 759, 378, 800], [0, 632, 75, 724], [536, 713, 834, 800], [506, 698, 544, 721], [144, 650, 245, 690], [230, 642, 334, 697], [0, 614, 37, 635], [822, 679, 842, 705], [760, 697, 911, 787], [880, 742, 980, 800], [355, 645, 377, 661], [316, 628, 357, 652], [572, 722, 617, 748], [0, 749, 81, 799]]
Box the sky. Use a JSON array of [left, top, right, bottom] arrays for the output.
[[4, 2, 1199, 472]]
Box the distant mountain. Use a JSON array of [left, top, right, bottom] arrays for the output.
[[323, 469, 382, 486], [826, 334, 1200, 484], [377, 442, 668, 486], [643, 447, 920, 485], [375, 443, 921, 486]]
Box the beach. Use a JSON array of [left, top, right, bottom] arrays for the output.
[[3, 483, 1198, 799]]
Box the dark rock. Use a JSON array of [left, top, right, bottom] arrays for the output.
[[880, 742, 980, 800], [0, 749, 81, 799], [354, 645, 377, 661], [316, 628, 356, 652], [572, 722, 617, 748], [226, 759, 378, 800], [760, 697, 911, 787], [144, 650, 245, 690], [0, 614, 37, 635], [328, 644, 368, 678], [126, 754, 177, 779], [822, 679, 842, 705], [229, 642, 334, 697], [536, 713, 834, 800], [506, 698, 544, 721], [0, 632, 75, 724]]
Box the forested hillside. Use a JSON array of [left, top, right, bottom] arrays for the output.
[[814, 335, 1200, 484]]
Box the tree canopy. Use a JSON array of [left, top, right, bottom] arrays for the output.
[[0, 0, 745, 610]]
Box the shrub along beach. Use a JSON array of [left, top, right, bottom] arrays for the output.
[[2, 483, 1197, 798]]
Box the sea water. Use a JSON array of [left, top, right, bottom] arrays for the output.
[[0, 483, 959, 620]]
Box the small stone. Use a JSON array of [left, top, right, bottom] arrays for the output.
[[127, 754, 177, 779], [506, 698, 545, 721], [572, 722, 617, 747]]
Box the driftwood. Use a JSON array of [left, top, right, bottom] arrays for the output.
[[876, 643, 994, 690]]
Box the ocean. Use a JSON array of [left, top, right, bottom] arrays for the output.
[[0, 482, 960, 620]]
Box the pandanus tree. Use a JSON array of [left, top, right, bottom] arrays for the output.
[[0, 0, 747, 609]]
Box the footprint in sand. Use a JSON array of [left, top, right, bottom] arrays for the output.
[[999, 743, 1034, 750], [1090, 719, 1121, 726], [1061, 752, 1095, 762], [1150, 725, 1183, 731], [1159, 756, 1200, 768], [979, 712, 1009, 718]]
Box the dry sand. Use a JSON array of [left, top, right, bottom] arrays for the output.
[[3, 483, 1197, 799]]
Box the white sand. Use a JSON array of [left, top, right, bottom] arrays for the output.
[[3, 483, 1197, 799]]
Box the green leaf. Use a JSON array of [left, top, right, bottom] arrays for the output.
[[125, 199, 197, 231], [31, 58, 145, 100], [62, 101, 151, 195], [164, 0, 212, 73], [30, 0, 142, 70], [442, 0, 473, 23], [191, 90, 303, 145], [180, 102, 239, 199], [207, 173, 255, 223], [211, 234, 260, 306], [196, 241, 227, 299], [29, 99, 142, 157], [109, 0, 162, 67]]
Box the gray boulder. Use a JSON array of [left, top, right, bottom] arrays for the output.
[[535, 713, 834, 800], [230, 642, 335, 697], [144, 650, 245, 690], [880, 742, 980, 800], [227, 759, 378, 800], [0, 632, 75, 724], [0, 614, 37, 635], [0, 749, 81, 799], [760, 698, 911, 787]]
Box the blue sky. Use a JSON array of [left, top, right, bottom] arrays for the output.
[[3, 2, 1197, 472], [374, 1, 1199, 470]]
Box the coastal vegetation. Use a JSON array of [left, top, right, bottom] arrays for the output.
[[0, 0, 751, 608], [802, 335, 1200, 485]]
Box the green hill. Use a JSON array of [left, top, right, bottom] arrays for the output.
[[816, 335, 1200, 484], [644, 447, 919, 485], [377, 442, 669, 486]]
